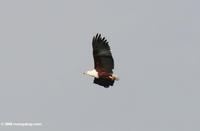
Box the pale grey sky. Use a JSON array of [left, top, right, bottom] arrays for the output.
[[0, 0, 200, 131]]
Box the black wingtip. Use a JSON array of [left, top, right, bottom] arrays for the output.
[[92, 33, 111, 52], [93, 78, 114, 88], [94, 33, 107, 42]]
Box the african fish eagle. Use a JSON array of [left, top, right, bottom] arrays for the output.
[[84, 33, 119, 88]]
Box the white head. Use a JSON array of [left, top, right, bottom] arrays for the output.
[[83, 69, 99, 78]]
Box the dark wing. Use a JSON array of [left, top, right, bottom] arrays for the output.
[[93, 77, 114, 88], [92, 33, 114, 73]]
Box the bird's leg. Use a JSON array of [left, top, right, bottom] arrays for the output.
[[108, 75, 119, 81], [108, 76, 115, 80]]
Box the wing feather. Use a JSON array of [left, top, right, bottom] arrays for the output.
[[92, 33, 114, 73]]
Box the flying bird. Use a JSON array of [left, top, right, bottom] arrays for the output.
[[84, 33, 119, 88]]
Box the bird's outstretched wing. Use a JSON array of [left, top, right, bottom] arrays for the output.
[[92, 33, 114, 73]]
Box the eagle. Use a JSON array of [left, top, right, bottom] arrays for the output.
[[84, 33, 119, 88]]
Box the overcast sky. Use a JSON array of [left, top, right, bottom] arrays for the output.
[[0, 0, 200, 131]]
